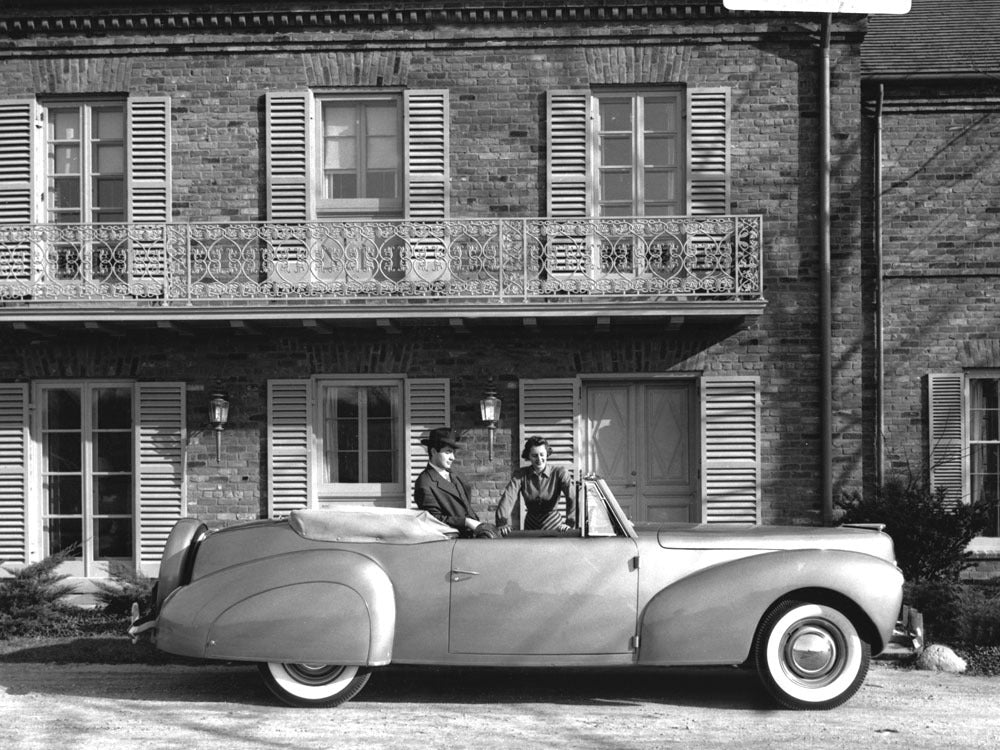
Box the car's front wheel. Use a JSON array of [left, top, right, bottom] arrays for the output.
[[754, 600, 871, 710], [258, 662, 372, 708]]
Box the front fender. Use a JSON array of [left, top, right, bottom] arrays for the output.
[[638, 549, 904, 666], [156, 549, 395, 666]]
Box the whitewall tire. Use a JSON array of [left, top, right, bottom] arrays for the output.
[[258, 662, 372, 708]]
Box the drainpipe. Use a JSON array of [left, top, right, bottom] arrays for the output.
[[874, 83, 885, 487], [820, 14, 833, 525]]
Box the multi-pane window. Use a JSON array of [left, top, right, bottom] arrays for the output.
[[319, 380, 402, 498], [594, 89, 684, 217], [318, 97, 402, 216], [45, 100, 127, 282], [39, 383, 134, 575], [969, 377, 1000, 537]]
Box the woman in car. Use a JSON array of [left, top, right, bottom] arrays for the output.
[[495, 436, 577, 536]]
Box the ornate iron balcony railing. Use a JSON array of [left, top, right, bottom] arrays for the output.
[[0, 216, 763, 315]]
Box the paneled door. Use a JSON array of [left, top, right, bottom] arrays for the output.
[[584, 381, 698, 523]]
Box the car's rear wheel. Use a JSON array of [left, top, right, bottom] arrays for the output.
[[258, 662, 371, 708], [754, 600, 871, 710]]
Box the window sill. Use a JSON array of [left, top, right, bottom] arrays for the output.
[[968, 536, 1000, 556]]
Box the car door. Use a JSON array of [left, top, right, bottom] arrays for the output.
[[448, 537, 638, 655]]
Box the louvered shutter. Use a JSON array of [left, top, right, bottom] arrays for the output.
[[686, 88, 730, 215], [404, 90, 450, 282], [128, 97, 171, 289], [268, 379, 312, 517], [701, 376, 760, 525], [545, 91, 591, 277], [0, 99, 38, 287], [265, 91, 313, 283], [929, 373, 966, 506], [136, 382, 186, 574], [520, 379, 578, 525], [0, 383, 28, 564], [406, 378, 450, 507]]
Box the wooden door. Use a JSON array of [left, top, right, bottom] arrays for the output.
[[584, 381, 697, 523]]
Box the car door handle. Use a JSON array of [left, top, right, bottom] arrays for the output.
[[450, 569, 479, 582]]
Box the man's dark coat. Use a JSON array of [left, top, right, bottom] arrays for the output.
[[413, 466, 479, 533]]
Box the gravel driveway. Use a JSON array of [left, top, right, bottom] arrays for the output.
[[2, 661, 999, 749]]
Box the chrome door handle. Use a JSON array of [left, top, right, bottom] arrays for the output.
[[450, 569, 479, 582]]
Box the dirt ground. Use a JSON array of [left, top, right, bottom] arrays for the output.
[[2, 660, 999, 749]]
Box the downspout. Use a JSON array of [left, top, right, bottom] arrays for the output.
[[820, 14, 833, 525], [874, 83, 885, 487]]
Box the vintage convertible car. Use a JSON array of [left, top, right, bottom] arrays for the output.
[[133, 476, 904, 710]]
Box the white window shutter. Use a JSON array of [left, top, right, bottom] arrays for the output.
[[701, 376, 760, 525], [136, 382, 186, 574], [404, 90, 449, 220], [519, 379, 578, 470], [686, 88, 730, 216], [0, 383, 28, 564], [268, 379, 312, 517], [128, 97, 171, 287], [546, 90, 589, 218], [928, 373, 966, 505], [0, 99, 38, 286], [266, 90, 313, 221], [406, 378, 450, 507]]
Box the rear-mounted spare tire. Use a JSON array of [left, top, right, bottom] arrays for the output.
[[155, 518, 209, 613]]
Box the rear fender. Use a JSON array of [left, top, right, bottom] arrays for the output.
[[156, 549, 395, 665], [638, 549, 903, 666], [155, 518, 209, 613]]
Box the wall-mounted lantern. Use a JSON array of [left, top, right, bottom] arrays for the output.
[[479, 385, 502, 460], [208, 391, 230, 463]]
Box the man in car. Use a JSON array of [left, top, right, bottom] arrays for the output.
[[413, 427, 484, 536]]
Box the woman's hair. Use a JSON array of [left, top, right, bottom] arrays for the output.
[[521, 435, 551, 461]]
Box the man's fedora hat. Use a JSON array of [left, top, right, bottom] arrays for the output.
[[421, 427, 462, 450]]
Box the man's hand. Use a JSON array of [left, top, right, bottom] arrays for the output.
[[497, 523, 511, 537]]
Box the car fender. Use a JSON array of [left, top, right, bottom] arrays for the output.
[[156, 549, 395, 665], [637, 549, 904, 666], [155, 518, 209, 614]]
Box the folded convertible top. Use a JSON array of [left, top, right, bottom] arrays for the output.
[[288, 506, 458, 543]]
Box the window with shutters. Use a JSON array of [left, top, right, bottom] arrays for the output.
[[594, 88, 684, 218], [968, 375, 1000, 537], [36, 382, 134, 577], [316, 377, 405, 501], [316, 95, 403, 218]]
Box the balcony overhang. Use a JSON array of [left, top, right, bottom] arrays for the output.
[[0, 215, 765, 333]]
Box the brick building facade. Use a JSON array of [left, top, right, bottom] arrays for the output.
[[0, 1, 870, 584]]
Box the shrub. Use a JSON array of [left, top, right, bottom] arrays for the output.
[[837, 477, 989, 581], [0, 547, 78, 639], [92, 562, 155, 615]]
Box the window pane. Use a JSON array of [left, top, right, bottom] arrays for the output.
[[368, 453, 394, 482], [645, 171, 676, 202], [365, 170, 397, 199], [600, 136, 633, 167], [50, 109, 80, 141], [644, 99, 677, 132], [47, 519, 83, 557], [96, 388, 132, 428], [46, 432, 83, 473], [644, 136, 676, 167], [46, 475, 82, 515], [95, 178, 125, 210], [96, 475, 132, 515], [52, 177, 81, 209], [95, 432, 132, 473], [601, 171, 632, 202], [366, 105, 397, 136], [336, 388, 359, 418], [323, 105, 356, 137], [324, 139, 357, 170], [600, 205, 632, 217], [326, 173, 358, 199], [94, 108, 124, 140], [337, 419, 360, 452], [54, 145, 81, 174], [94, 518, 132, 559], [599, 100, 631, 130], [367, 387, 394, 419], [367, 136, 399, 170], [94, 145, 125, 174], [338, 452, 359, 483]]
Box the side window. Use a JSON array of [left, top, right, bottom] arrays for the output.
[[594, 89, 684, 217], [317, 95, 402, 218]]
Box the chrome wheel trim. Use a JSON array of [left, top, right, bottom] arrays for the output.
[[764, 604, 863, 704]]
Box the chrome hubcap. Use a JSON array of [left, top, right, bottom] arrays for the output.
[[785, 625, 838, 679]]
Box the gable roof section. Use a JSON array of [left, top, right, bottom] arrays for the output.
[[863, 0, 1000, 79]]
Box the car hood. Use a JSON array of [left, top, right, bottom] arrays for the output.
[[641, 523, 896, 562]]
